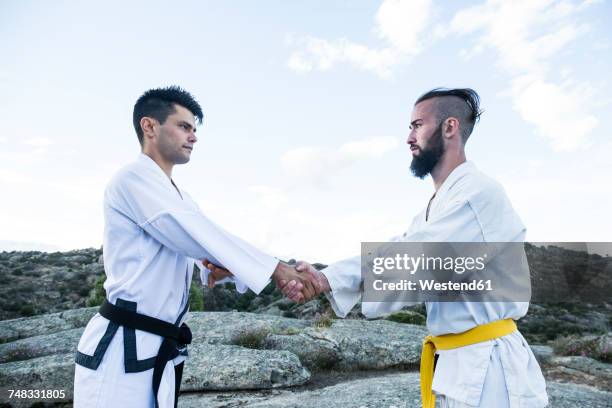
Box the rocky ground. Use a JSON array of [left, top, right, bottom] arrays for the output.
[[0, 247, 610, 407], [0, 309, 611, 407]]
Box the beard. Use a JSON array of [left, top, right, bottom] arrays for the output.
[[410, 122, 445, 179]]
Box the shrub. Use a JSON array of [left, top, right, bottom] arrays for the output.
[[386, 310, 426, 326], [189, 284, 204, 312], [232, 328, 270, 349], [313, 312, 334, 329], [552, 334, 611, 363], [86, 274, 106, 307], [20, 304, 35, 316]]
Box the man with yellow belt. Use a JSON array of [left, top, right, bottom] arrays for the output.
[[279, 88, 549, 407]]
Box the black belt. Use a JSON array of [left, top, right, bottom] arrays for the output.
[[99, 299, 192, 408]]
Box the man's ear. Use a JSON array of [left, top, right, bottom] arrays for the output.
[[140, 117, 158, 142], [444, 117, 460, 139]]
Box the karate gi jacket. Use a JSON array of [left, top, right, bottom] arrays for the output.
[[74, 153, 277, 407], [322, 161, 548, 407]]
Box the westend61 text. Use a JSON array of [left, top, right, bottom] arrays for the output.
[[372, 279, 493, 291]]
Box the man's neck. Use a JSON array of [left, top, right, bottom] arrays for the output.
[[430, 152, 466, 191], [143, 150, 173, 179]]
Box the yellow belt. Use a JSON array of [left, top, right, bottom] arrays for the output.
[[420, 318, 517, 408]]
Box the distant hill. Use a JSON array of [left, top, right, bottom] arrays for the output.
[[0, 244, 610, 344]]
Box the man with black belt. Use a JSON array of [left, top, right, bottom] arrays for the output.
[[73, 86, 317, 407]]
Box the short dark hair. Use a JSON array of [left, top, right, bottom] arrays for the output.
[[415, 88, 483, 142], [133, 86, 204, 146]]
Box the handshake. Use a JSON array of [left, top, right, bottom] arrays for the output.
[[204, 259, 331, 303]]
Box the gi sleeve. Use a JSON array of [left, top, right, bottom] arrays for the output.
[[321, 255, 362, 318], [106, 166, 277, 294], [195, 259, 249, 294], [322, 200, 487, 318]]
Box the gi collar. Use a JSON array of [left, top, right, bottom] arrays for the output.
[[433, 161, 477, 202], [137, 153, 179, 186]]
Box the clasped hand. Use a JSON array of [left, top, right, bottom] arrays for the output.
[[203, 258, 330, 303]]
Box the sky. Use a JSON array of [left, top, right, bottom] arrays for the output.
[[0, 0, 611, 263]]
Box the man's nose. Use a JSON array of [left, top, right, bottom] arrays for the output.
[[189, 132, 197, 143], [407, 132, 416, 145]]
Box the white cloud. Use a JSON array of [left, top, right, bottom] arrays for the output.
[[287, 0, 433, 78], [0, 168, 33, 184], [450, 0, 600, 151], [510, 75, 597, 151], [450, 0, 586, 75], [220, 136, 404, 261], [247, 185, 289, 211], [24, 137, 53, 147], [280, 136, 399, 182], [374, 0, 432, 53], [498, 142, 612, 241], [288, 38, 400, 78]]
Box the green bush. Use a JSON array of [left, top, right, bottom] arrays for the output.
[[552, 334, 611, 363], [313, 312, 334, 329], [231, 328, 270, 349], [86, 274, 107, 307], [20, 304, 35, 316], [385, 310, 426, 326], [189, 284, 204, 312]]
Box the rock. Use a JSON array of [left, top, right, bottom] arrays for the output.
[[179, 372, 422, 408], [282, 299, 327, 319], [553, 333, 611, 362], [65, 255, 90, 264], [531, 345, 555, 365], [0, 353, 74, 406], [263, 319, 426, 371], [0, 327, 84, 363], [179, 373, 612, 408], [261, 306, 283, 316], [8, 255, 23, 264], [551, 356, 612, 381], [547, 381, 612, 407], [181, 343, 310, 390], [1, 306, 611, 406], [187, 312, 310, 345], [264, 331, 341, 370], [0, 307, 96, 343], [301, 320, 426, 371]]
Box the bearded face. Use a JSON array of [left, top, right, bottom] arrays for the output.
[[410, 121, 445, 179]]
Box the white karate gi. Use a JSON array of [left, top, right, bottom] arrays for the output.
[[322, 161, 548, 407], [74, 153, 277, 407]]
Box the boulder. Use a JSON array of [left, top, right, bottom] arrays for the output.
[[0, 307, 96, 343], [263, 319, 426, 371], [547, 380, 612, 407], [551, 356, 612, 381], [0, 327, 83, 363], [182, 343, 310, 390], [264, 331, 341, 370], [0, 352, 74, 406], [179, 372, 422, 408], [179, 372, 612, 408], [553, 333, 611, 363], [531, 345, 555, 365]]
